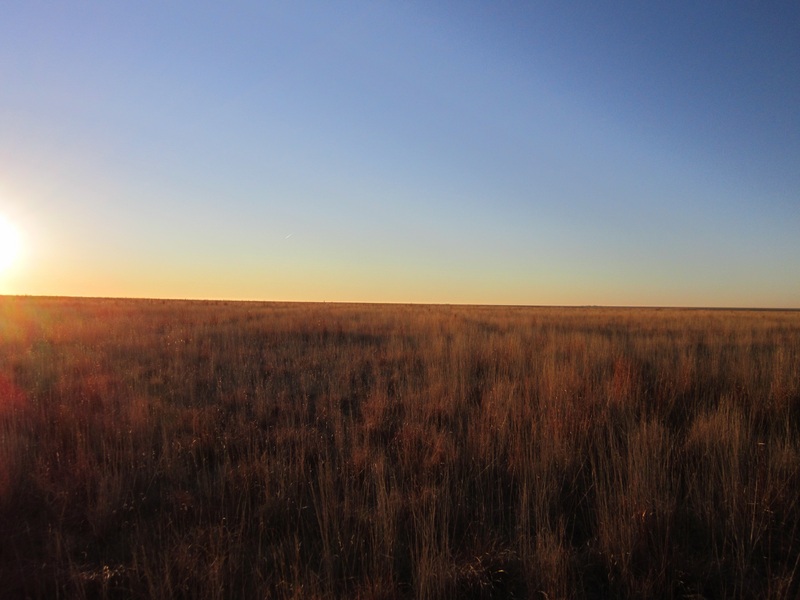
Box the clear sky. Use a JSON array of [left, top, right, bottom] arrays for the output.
[[1, 1, 798, 307]]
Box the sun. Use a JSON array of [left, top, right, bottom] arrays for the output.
[[0, 215, 21, 273]]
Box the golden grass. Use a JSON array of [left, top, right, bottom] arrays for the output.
[[1, 297, 799, 598]]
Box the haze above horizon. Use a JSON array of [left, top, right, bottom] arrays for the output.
[[1, 2, 798, 307]]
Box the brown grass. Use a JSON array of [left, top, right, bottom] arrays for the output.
[[1, 296, 799, 598]]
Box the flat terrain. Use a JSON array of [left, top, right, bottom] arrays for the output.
[[1, 297, 799, 599]]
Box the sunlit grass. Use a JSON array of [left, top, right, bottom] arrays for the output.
[[1, 297, 799, 598]]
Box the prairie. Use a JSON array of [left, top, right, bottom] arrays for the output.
[[1, 296, 799, 598]]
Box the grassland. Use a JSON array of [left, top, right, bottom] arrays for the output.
[[1, 296, 799, 599]]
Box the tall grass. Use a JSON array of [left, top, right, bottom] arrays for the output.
[[1, 297, 799, 598]]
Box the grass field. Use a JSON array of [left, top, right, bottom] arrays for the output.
[[1, 296, 799, 598]]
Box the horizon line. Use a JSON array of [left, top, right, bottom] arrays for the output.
[[2, 293, 798, 312]]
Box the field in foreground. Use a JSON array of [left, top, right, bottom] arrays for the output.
[[1, 297, 799, 599]]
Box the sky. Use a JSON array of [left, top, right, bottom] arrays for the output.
[[1, 1, 798, 307]]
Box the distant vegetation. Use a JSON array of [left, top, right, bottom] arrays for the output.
[[1, 297, 799, 598]]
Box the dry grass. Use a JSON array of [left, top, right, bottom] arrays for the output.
[[1, 296, 799, 598]]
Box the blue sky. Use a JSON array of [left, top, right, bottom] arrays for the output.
[[1, 1, 798, 306]]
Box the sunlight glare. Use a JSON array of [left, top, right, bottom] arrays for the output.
[[0, 215, 21, 273]]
